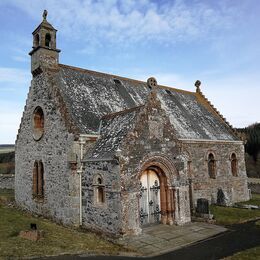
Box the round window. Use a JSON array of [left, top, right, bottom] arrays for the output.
[[33, 106, 44, 140]]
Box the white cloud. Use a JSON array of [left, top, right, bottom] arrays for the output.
[[0, 68, 29, 143], [134, 72, 192, 90], [2, 0, 240, 47], [0, 101, 23, 144], [200, 73, 260, 128], [128, 69, 260, 128], [11, 47, 30, 63], [0, 67, 30, 84]]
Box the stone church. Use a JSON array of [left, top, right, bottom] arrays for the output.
[[15, 12, 249, 236]]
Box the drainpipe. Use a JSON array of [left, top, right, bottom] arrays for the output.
[[78, 136, 84, 226]]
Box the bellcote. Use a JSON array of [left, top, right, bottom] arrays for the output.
[[29, 10, 60, 75]]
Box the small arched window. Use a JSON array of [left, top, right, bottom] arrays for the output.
[[231, 153, 238, 176], [45, 33, 51, 47], [208, 153, 216, 179], [33, 160, 44, 199], [34, 34, 40, 47], [94, 175, 105, 205], [33, 107, 44, 140]]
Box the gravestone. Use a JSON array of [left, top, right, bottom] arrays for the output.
[[196, 198, 209, 214], [217, 188, 227, 206]]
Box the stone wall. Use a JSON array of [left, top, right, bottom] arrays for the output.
[[183, 140, 249, 207], [248, 178, 260, 194], [0, 174, 14, 189], [82, 160, 122, 236], [118, 93, 191, 235], [15, 71, 80, 226]]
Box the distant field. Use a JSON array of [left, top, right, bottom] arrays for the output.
[[0, 146, 15, 174], [0, 145, 15, 154]]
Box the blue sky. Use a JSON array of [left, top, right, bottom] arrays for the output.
[[0, 0, 259, 144]]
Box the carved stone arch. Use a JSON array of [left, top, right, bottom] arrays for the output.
[[138, 153, 180, 226], [93, 173, 104, 185], [32, 105, 46, 141], [93, 173, 105, 205], [229, 151, 238, 160], [206, 151, 217, 179], [138, 153, 179, 186], [204, 150, 218, 161]]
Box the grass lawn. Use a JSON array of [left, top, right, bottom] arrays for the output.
[[210, 194, 260, 225], [0, 189, 14, 204], [236, 193, 260, 207], [210, 205, 260, 225], [0, 190, 130, 258], [226, 247, 260, 260]]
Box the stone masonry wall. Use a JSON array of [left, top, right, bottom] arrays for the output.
[[0, 174, 15, 189], [15, 72, 80, 226], [118, 93, 191, 235], [248, 183, 260, 194], [82, 160, 122, 236], [248, 178, 260, 194], [174, 185, 191, 224], [183, 140, 249, 207]]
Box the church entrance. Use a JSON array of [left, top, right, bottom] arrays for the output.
[[139, 169, 161, 225]]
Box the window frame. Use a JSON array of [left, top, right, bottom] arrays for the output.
[[93, 174, 106, 207], [32, 160, 44, 200], [207, 153, 216, 179], [34, 34, 40, 47], [45, 33, 51, 47], [32, 106, 45, 141], [231, 153, 238, 177]]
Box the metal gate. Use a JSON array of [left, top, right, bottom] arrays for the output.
[[139, 170, 161, 225]]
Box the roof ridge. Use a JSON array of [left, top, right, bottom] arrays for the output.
[[196, 90, 240, 139], [59, 63, 195, 95], [101, 105, 144, 120]]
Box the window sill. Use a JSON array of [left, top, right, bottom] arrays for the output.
[[33, 195, 44, 202]]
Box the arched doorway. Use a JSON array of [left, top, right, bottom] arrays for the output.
[[138, 155, 179, 227], [139, 169, 161, 225]]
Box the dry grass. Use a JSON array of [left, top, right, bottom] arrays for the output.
[[0, 162, 15, 174], [0, 191, 130, 258]]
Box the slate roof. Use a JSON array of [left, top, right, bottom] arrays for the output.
[[55, 63, 238, 141], [86, 107, 142, 160]]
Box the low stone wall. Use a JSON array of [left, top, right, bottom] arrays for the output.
[[0, 174, 15, 189], [248, 178, 260, 194]]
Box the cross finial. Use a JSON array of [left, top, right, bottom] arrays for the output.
[[147, 77, 158, 89], [195, 80, 201, 93], [43, 10, 48, 20]]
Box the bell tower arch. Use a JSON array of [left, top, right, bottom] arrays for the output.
[[29, 10, 60, 75]]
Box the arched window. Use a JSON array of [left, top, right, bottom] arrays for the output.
[[33, 161, 38, 195], [34, 34, 40, 47], [231, 153, 238, 176], [94, 175, 105, 205], [45, 33, 51, 47], [33, 107, 44, 140], [208, 153, 216, 179], [33, 160, 44, 198], [97, 186, 104, 203]]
